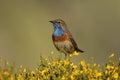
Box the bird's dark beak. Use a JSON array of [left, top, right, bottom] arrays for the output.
[[49, 20, 55, 24]]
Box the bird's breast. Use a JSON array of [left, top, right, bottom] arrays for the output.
[[52, 32, 68, 42]]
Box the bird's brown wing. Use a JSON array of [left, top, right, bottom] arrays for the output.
[[67, 32, 84, 53], [70, 37, 84, 53]]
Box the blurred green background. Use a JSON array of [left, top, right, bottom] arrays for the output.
[[0, 0, 120, 68]]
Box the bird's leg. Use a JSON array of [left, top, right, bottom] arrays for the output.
[[65, 54, 70, 61], [59, 52, 62, 59]]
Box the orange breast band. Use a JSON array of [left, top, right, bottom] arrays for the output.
[[53, 33, 68, 42]]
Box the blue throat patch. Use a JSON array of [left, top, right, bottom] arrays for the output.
[[52, 23, 64, 37]]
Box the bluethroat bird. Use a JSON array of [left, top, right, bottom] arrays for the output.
[[50, 19, 84, 57]]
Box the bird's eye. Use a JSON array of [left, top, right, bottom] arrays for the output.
[[57, 21, 61, 23]]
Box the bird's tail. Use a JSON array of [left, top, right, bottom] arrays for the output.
[[76, 48, 84, 53]]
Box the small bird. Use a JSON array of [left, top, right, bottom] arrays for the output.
[[50, 19, 84, 57]]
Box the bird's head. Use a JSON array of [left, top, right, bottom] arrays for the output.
[[49, 19, 67, 31]]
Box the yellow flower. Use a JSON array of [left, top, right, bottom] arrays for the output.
[[80, 71, 83, 74], [17, 74, 23, 80], [41, 68, 49, 76], [93, 63, 96, 67], [109, 53, 115, 58], [45, 58, 48, 61], [72, 70, 79, 75], [3, 71, 10, 76], [94, 70, 102, 78], [110, 66, 114, 69], [23, 68, 27, 73], [70, 63, 74, 66], [61, 76, 66, 80], [41, 70, 46, 76], [70, 63, 77, 69], [6, 61, 9, 65], [106, 65, 114, 70], [69, 54, 73, 57], [73, 65, 77, 69], [20, 65, 23, 68], [80, 60, 86, 67], [48, 62, 51, 65], [35, 68, 38, 71], [107, 77, 110, 80], [70, 75, 74, 80], [96, 72, 102, 77], [50, 51, 54, 54], [31, 71, 35, 74], [8, 77, 14, 80], [113, 72, 119, 79], [73, 51, 79, 56], [98, 64, 100, 67], [64, 60, 70, 66], [106, 65, 111, 70]]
